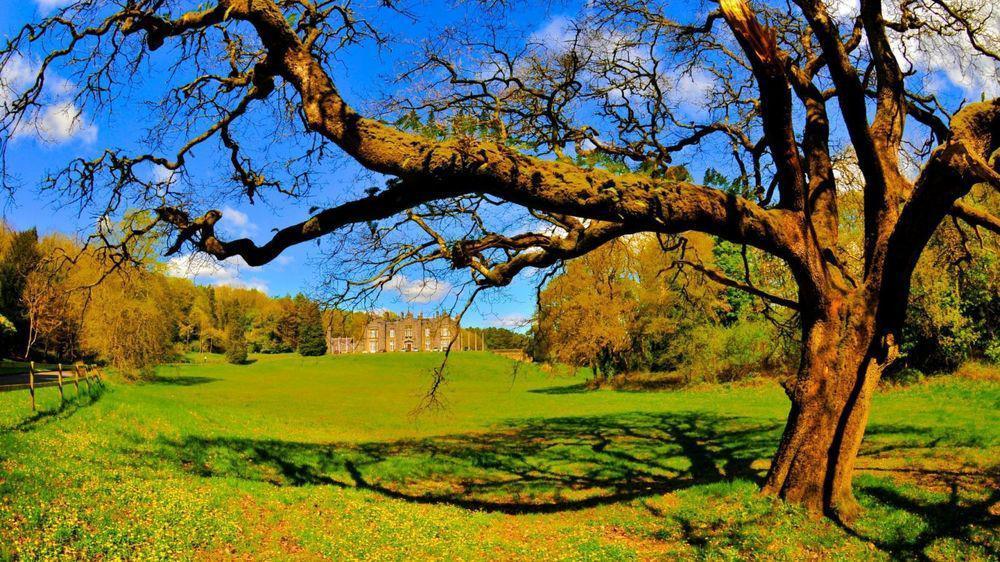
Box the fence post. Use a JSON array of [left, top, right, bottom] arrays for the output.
[[57, 363, 65, 404], [74, 364, 81, 394], [84, 365, 93, 393], [28, 361, 36, 411]]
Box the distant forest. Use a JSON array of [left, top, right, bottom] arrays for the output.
[[1, 209, 994, 383], [0, 223, 525, 375]]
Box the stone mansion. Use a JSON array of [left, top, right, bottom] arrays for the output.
[[360, 312, 461, 353]]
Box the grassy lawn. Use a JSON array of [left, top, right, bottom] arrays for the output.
[[0, 352, 997, 560]]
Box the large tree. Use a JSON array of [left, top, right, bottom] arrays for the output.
[[1, 0, 998, 519]]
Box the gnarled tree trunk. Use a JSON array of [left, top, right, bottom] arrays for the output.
[[762, 287, 902, 521]]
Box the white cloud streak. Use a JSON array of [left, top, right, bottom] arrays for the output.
[[385, 275, 452, 303], [219, 206, 258, 238], [1, 54, 97, 145], [166, 253, 269, 293]]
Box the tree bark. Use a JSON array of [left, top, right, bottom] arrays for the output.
[[762, 293, 891, 521]]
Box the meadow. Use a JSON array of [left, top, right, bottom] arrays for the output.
[[0, 352, 996, 560]]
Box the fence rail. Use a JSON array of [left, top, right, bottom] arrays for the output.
[[0, 360, 104, 410]]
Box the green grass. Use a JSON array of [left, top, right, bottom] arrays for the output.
[[1, 352, 997, 560]]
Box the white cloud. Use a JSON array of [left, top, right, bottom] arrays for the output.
[[166, 253, 269, 293], [152, 164, 176, 185], [665, 67, 717, 116], [1, 54, 35, 94], [490, 313, 531, 330], [385, 274, 452, 303], [219, 206, 257, 238], [2, 54, 97, 145], [529, 16, 576, 51], [824, 0, 858, 20], [885, 1, 1000, 98], [34, 0, 75, 13], [21, 101, 97, 144]]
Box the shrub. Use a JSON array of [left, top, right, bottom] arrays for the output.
[[985, 339, 1000, 365], [883, 367, 925, 387], [673, 321, 787, 383]]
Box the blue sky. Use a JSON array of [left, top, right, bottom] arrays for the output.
[[1, 0, 996, 331], [0, 0, 584, 330]]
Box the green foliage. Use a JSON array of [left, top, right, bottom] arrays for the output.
[[903, 218, 999, 372], [296, 298, 326, 356], [883, 367, 925, 387], [672, 320, 786, 383], [533, 233, 798, 382], [0, 313, 14, 336], [0, 227, 39, 358], [711, 240, 756, 325], [464, 327, 528, 349], [0, 353, 995, 559], [986, 338, 1000, 364]]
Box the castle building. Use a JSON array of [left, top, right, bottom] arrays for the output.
[[362, 312, 461, 353]]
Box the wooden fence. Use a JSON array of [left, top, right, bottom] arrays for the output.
[[0, 360, 104, 411]]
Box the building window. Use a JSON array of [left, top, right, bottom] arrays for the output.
[[389, 340, 395, 351], [441, 327, 450, 338], [369, 329, 377, 338], [424, 339, 430, 350], [405, 328, 412, 338], [389, 328, 395, 338], [369, 340, 376, 353], [424, 327, 430, 339]]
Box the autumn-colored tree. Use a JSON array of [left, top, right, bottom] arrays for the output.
[[224, 315, 249, 364], [534, 232, 783, 381], [536, 240, 641, 378], [3, 0, 998, 519], [274, 297, 302, 352], [22, 259, 70, 359]]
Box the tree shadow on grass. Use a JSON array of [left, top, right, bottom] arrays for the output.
[[141, 375, 221, 386], [149, 413, 995, 557], [156, 412, 780, 514], [528, 382, 592, 395], [0, 383, 107, 434], [842, 423, 999, 560], [840, 475, 1000, 561]]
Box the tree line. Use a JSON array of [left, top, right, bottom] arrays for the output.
[[0, 222, 531, 374], [0, 223, 343, 374]]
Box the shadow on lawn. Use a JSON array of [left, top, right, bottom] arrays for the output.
[[1, 383, 106, 433], [851, 479, 999, 560], [528, 382, 592, 395], [152, 412, 996, 557], [142, 375, 220, 386], [159, 412, 779, 513]]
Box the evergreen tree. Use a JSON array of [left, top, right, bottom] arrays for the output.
[[296, 299, 326, 356], [0, 228, 39, 358]]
